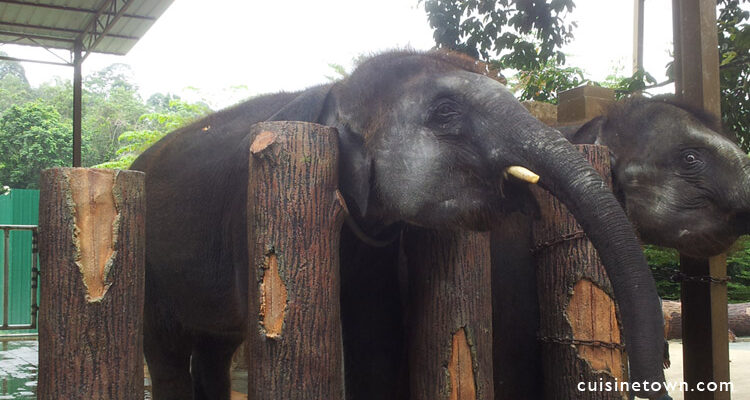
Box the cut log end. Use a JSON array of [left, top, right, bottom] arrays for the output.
[[259, 251, 287, 338], [448, 327, 477, 400], [251, 131, 278, 154], [68, 168, 118, 303]]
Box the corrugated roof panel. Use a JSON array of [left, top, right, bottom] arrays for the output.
[[0, 0, 174, 56]]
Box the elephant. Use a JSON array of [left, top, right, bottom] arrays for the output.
[[130, 51, 667, 400], [563, 96, 750, 257], [493, 96, 750, 399]]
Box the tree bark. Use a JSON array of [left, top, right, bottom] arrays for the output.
[[532, 145, 628, 400], [246, 121, 345, 400], [403, 227, 493, 400], [38, 168, 145, 400]]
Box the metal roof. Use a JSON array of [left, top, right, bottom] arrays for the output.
[[0, 0, 174, 61]]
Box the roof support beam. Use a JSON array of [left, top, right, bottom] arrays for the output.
[[0, 21, 140, 41], [73, 40, 82, 167], [632, 0, 645, 74], [0, 30, 75, 44], [0, 0, 155, 21], [78, 0, 134, 61], [0, 55, 71, 67]]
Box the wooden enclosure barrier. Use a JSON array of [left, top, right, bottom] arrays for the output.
[[404, 228, 494, 400], [246, 121, 346, 399], [38, 168, 145, 400], [532, 145, 628, 399]]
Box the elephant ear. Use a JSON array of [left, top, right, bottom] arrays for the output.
[[267, 84, 333, 122], [336, 123, 372, 217], [569, 116, 606, 145]]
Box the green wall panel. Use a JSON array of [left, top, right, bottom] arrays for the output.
[[0, 189, 39, 332]]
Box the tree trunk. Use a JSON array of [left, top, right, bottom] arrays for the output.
[[38, 168, 145, 400], [532, 145, 628, 400], [403, 227, 493, 400], [246, 121, 346, 400]]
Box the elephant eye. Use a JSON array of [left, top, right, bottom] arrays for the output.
[[680, 150, 704, 169], [430, 100, 461, 125]]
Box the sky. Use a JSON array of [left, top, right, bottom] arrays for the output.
[[3, 0, 677, 109]]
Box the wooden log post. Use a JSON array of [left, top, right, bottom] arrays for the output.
[[246, 121, 346, 400], [532, 145, 628, 399], [673, 0, 730, 398], [38, 168, 145, 400], [403, 227, 493, 400]]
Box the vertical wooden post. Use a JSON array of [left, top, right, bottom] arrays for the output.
[[533, 145, 628, 400], [633, 0, 645, 74], [246, 121, 346, 400], [673, 1, 730, 398], [72, 41, 82, 167], [404, 228, 493, 400], [679, 254, 730, 400], [38, 168, 145, 400]]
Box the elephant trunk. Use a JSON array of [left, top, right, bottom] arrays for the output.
[[493, 115, 666, 398]]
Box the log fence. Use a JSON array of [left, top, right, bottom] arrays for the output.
[[34, 121, 665, 399]]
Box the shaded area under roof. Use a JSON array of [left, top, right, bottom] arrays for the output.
[[0, 0, 174, 62]]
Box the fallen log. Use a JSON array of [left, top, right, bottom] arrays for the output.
[[663, 301, 750, 339]]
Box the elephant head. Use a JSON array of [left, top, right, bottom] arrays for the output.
[[307, 51, 666, 398], [569, 97, 750, 257]]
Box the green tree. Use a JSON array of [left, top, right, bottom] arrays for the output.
[[0, 102, 72, 188], [81, 64, 148, 166], [717, 0, 749, 150], [510, 59, 585, 103], [422, 0, 576, 70], [0, 52, 32, 114], [97, 97, 210, 169]]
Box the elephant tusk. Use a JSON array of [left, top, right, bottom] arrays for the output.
[[505, 166, 540, 184]]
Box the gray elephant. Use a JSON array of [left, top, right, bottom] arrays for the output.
[[565, 96, 750, 257], [131, 51, 666, 400], [493, 96, 749, 399]]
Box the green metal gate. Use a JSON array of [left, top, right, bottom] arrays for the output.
[[0, 189, 40, 334]]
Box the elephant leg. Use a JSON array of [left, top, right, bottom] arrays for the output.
[[340, 226, 407, 400], [190, 333, 242, 400], [144, 304, 193, 400]]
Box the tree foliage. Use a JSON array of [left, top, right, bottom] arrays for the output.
[[423, 0, 576, 70], [718, 0, 749, 150], [0, 58, 211, 185], [510, 59, 585, 103], [0, 102, 72, 188], [97, 98, 210, 169]]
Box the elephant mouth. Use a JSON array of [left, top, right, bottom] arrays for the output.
[[646, 225, 739, 258]]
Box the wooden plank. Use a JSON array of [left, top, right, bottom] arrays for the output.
[[679, 255, 731, 400], [673, 1, 729, 398]]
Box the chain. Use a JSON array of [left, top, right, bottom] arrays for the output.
[[532, 230, 587, 253], [670, 272, 731, 284], [538, 335, 625, 350]]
